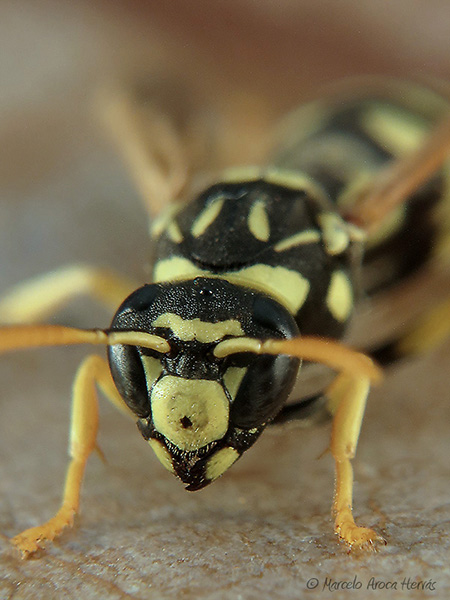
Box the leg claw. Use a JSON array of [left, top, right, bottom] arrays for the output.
[[10, 509, 75, 558], [336, 522, 386, 550]]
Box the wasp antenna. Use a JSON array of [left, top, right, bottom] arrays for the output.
[[214, 336, 382, 383], [106, 331, 171, 353], [0, 325, 170, 355], [0, 325, 108, 354], [213, 337, 263, 358], [262, 337, 382, 383]]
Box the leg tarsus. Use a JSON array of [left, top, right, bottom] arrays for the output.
[[328, 373, 384, 550], [12, 503, 77, 558], [335, 517, 386, 551]]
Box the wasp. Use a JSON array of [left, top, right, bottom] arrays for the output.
[[1, 77, 449, 557]]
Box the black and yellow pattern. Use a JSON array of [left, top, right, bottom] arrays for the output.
[[109, 277, 299, 489], [1, 79, 449, 556], [271, 81, 450, 293]]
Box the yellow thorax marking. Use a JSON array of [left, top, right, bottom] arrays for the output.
[[220, 167, 330, 201], [152, 312, 244, 343], [153, 257, 204, 283], [226, 264, 310, 315], [153, 256, 310, 315], [274, 229, 321, 252], [317, 212, 350, 255], [191, 198, 225, 238], [220, 166, 262, 183], [263, 168, 326, 195], [248, 199, 270, 241], [326, 270, 353, 322], [167, 220, 183, 243]]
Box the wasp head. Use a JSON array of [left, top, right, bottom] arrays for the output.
[[108, 277, 299, 490]]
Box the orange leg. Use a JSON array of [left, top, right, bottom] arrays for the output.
[[0, 264, 136, 325], [327, 373, 385, 549], [214, 334, 384, 549], [11, 354, 132, 558]]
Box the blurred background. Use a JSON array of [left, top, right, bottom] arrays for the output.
[[0, 1, 449, 598], [1, 0, 449, 298]]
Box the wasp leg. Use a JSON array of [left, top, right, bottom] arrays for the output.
[[326, 373, 385, 550], [217, 336, 384, 549], [11, 354, 132, 558], [98, 84, 188, 215], [0, 265, 136, 324], [269, 374, 384, 549]]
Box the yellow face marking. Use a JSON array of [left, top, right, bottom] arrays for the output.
[[191, 198, 225, 238], [205, 447, 239, 481], [247, 199, 270, 242], [274, 229, 321, 252], [153, 257, 309, 315], [360, 104, 428, 156], [167, 220, 183, 244], [149, 439, 174, 473], [318, 212, 350, 255], [151, 376, 229, 451], [223, 367, 247, 400], [140, 355, 163, 389], [326, 271, 353, 322], [152, 313, 244, 343]]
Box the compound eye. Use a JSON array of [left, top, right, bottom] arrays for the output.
[[116, 284, 161, 315], [108, 284, 169, 417], [251, 295, 299, 339], [230, 353, 299, 428], [108, 344, 152, 418]]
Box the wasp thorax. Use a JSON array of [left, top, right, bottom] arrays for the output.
[[150, 375, 229, 451]]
